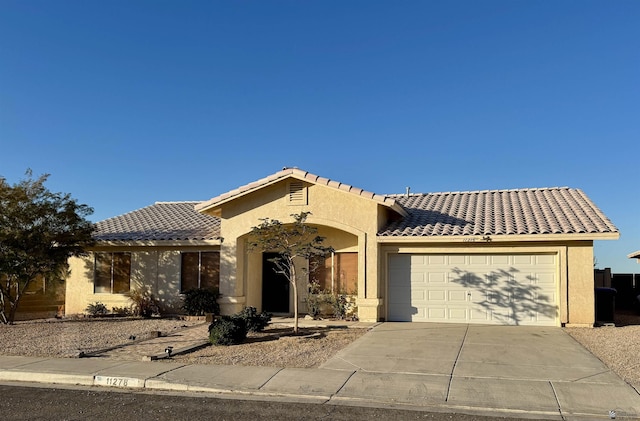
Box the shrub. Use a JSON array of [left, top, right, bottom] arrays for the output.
[[125, 287, 160, 318], [305, 282, 328, 319], [208, 316, 247, 345], [111, 306, 132, 316], [181, 288, 220, 316], [234, 306, 271, 332], [329, 294, 349, 320], [85, 302, 108, 317]]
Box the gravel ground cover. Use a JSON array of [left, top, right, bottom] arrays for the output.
[[0, 317, 202, 358], [565, 310, 640, 391], [168, 324, 368, 368]]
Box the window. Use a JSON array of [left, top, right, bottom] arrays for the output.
[[310, 252, 357, 294], [94, 252, 131, 293], [181, 251, 220, 292]]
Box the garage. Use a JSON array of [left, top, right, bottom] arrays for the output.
[[387, 253, 558, 326]]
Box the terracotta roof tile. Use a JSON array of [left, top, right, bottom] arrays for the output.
[[378, 187, 618, 237], [95, 202, 221, 242]]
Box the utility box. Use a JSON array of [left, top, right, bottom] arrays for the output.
[[595, 287, 616, 325]]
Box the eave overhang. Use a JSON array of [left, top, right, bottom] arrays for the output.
[[377, 232, 620, 243], [91, 239, 223, 248]]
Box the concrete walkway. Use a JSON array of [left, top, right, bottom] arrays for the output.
[[1, 322, 639, 420]]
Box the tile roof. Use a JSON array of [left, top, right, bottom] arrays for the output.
[[94, 202, 221, 242], [195, 167, 407, 216], [378, 187, 619, 237], [628, 250, 640, 261]]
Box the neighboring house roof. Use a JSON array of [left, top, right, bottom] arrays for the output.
[[379, 187, 619, 238], [628, 250, 640, 262], [195, 167, 408, 217], [94, 202, 221, 242]]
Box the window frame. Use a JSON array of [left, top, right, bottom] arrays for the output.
[[310, 251, 357, 295], [180, 251, 220, 293], [93, 252, 131, 294]]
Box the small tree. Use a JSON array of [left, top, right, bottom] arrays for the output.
[[0, 170, 95, 324], [248, 212, 331, 334]]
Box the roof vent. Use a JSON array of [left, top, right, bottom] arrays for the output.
[[406, 187, 411, 197], [288, 181, 307, 205]]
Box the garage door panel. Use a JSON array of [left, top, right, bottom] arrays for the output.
[[427, 307, 447, 321], [411, 288, 427, 301], [428, 272, 447, 284], [491, 255, 510, 265], [448, 255, 466, 265], [448, 290, 468, 302], [469, 255, 489, 265], [448, 308, 468, 321], [428, 290, 446, 301], [388, 253, 558, 325]]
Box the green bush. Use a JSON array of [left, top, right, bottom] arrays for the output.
[[234, 306, 271, 332], [208, 316, 248, 346], [85, 302, 108, 317], [181, 288, 220, 316], [125, 287, 160, 318]]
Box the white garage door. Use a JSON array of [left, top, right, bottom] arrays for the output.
[[388, 253, 558, 326]]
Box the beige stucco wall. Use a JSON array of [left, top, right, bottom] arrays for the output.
[[208, 179, 384, 320], [566, 242, 595, 326], [65, 246, 218, 316]]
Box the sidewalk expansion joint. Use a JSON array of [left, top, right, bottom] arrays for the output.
[[332, 370, 357, 398], [548, 381, 566, 421], [257, 367, 284, 390], [445, 323, 468, 402]]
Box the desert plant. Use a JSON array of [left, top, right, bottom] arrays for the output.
[[125, 287, 160, 318], [305, 282, 332, 319], [329, 294, 349, 320], [181, 288, 220, 316], [208, 316, 248, 345], [111, 306, 132, 316], [85, 302, 108, 317], [234, 306, 271, 332]]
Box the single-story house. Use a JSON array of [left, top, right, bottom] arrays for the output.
[[65, 167, 619, 327]]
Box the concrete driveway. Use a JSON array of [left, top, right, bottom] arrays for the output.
[[321, 323, 640, 419]]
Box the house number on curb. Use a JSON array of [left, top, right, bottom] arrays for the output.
[[95, 376, 141, 388]]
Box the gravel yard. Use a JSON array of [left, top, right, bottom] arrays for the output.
[[168, 325, 368, 368], [1, 314, 639, 389], [0, 317, 368, 368], [0, 317, 202, 358], [565, 310, 640, 391]]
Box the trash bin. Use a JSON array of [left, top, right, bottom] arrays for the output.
[[595, 287, 616, 324]]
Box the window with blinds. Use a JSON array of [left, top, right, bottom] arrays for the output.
[[94, 252, 131, 294], [310, 252, 358, 294], [181, 251, 220, 292]]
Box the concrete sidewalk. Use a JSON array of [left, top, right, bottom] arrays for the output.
[[1, 322, 639, 420]]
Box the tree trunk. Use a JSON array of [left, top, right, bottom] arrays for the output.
[[290, 263, 298, 334]]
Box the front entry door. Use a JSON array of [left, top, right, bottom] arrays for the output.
[[262, 253, 290, 313]]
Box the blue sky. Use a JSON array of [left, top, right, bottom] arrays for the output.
[[1, 1, 638, 273]]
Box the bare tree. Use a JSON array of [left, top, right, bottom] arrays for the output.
[[0, 170, 95, 324], [248, 212, 331, 333]]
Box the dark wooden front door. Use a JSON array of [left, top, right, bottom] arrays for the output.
[[262, 253, 290, 313]]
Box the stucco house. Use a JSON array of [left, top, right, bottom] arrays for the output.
[[65, 168, 619, 327]]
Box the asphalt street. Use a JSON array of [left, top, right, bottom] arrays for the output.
[[0, 383, 548, 421]]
